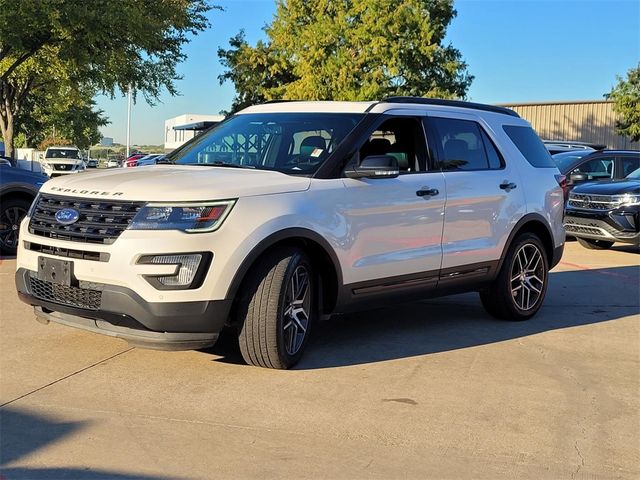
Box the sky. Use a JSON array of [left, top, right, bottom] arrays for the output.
[[95, 0, 640, 145]]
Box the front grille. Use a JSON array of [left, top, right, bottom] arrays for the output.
[[29, 194, 143, 244], [54, 164, 72, 171], [29, 276, 102, 310], [565, 224, 603, 236], [24, 241, 110, 262], [568, 193, 617, 211]]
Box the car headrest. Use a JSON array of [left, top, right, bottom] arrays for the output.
[[444, 139, 469, 159], [361, 138, 391, 159]]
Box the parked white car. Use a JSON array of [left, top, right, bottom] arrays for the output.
[[40, 146, 85, 177], [16, 98, 565, 369], [106, 158, 121, 168]]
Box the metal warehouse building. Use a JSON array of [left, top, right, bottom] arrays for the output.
[[499, 100, 637, 150]]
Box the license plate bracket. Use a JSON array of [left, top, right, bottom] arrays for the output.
[[37, 256, 76, 286]]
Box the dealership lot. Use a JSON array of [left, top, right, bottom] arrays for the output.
[[0, 242, 638, 479]]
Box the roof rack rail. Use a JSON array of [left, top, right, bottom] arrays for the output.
[[382, 96, 520, 118]]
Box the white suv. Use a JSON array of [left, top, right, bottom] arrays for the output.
[[41, 146, 85, 177], [16, 98, 565, 369]]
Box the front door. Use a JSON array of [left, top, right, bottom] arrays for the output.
[[340, 115, 446, 286]]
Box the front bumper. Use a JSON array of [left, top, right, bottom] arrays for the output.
[[16, 268, 231, 350], [564, 207, 639, 244]]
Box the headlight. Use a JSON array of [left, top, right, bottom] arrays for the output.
[[613, 194, 640, 207], [129, 200, 236, 233]]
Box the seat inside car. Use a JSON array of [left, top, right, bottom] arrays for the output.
[[444, 138, 469, 160]]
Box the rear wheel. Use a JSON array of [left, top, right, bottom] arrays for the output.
[[237, 247, 315, 369], [576, 237, 614, 250], [0, 197, 31, 255], [480, 233, 549, 321]]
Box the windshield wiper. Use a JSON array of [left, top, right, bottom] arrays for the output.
[[183, 161, 255, 169]]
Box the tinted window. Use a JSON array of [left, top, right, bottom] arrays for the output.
[[552, 150, 593, 173], [573, 157, 614, 180], [480, 129, 503, 169], [621, 156, 640, 177], [431, 118, 501, 171], [503, 125, 555, 168], [174, 113, 363, 174]]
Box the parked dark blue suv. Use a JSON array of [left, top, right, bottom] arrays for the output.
[[0, 164, 48, 255]]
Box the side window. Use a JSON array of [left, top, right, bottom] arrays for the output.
[[430, 117, 502, 171], [573, 157, 614, 180], [358, 117, 428, 173], [503, 125, 555, 168], [480, 128, 503, 169], [621, 156, 640, 178]]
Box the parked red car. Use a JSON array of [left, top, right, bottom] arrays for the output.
[[125, 154, 146, 168]]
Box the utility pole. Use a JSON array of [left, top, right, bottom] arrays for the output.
[[126, 84, 132, 159]]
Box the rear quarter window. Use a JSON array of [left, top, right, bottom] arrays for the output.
[[503, 125, 556, 168]]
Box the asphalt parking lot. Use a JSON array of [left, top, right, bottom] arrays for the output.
[[0, 241, 638, 480]]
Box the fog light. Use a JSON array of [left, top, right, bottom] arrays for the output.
[[138, 252, 211, 289]]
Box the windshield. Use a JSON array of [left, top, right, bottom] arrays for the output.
[[552, 150, 593, 172], [47, 148, 79, 159], [173, 113, 364, 174], [626, 167, 640, 179]]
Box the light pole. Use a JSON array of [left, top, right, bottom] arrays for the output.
[[126, 84, 132, 159]]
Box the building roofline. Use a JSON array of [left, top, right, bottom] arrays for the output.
[[497, 99, 611, 107]]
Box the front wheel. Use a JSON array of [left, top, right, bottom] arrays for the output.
[[576, 237, 614, 250], [480, 233, 549, 321], [0, 197, 31, 255], [237, 247, 315, 369]]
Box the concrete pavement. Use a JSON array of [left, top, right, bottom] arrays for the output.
[[1, 242, 638, 479]]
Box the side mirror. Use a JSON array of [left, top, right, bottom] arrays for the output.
[[344, 155, 399, 179], [569, 172, 587, 184]]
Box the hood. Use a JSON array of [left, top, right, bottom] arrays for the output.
[[40, 165, 311, 201], [572, 179, 640, 196]]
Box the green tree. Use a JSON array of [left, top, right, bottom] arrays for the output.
[[15, 83, 108, 151], [0, 0, 215, 159], [607, 64, 640, 142], [218, 0, 472, 114]]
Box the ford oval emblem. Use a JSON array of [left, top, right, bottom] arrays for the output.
[[55, 208, 80, 225]]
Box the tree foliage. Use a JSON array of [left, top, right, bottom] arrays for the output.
[[607, 64, 640, 142], [0, 0, 214, 158], [218, 0, 472, 114]]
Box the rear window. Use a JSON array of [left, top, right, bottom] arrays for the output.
[[503, 125, 555, 168]]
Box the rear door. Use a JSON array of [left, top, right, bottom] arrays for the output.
[[426, 113, 527, 271]]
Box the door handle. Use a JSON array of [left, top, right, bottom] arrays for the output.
[[499, 182, 517, 190], [416, 187, 439, 197]]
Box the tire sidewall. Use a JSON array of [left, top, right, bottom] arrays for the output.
[[504, 233, 549, 319], [275, 251, 315, 368], [0, 197, 30, 255]]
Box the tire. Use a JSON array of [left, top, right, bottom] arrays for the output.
[[480, 233, 549, 321], [576, 237, 614, 250], [237, 247, 315, 369], [0, 197, 31, 256]]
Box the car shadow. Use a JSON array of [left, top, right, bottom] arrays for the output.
[[610, 243, 640, 254], [207, 266, 639, 369], [0, 407, 172, 479]]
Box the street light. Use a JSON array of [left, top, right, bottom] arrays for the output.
[[126, 84, 132, 158]]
